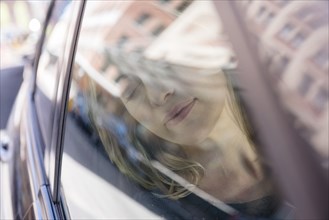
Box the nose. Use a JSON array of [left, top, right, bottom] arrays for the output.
[[146, 85, 174, 107]]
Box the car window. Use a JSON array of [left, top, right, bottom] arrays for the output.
[[237, 1, 328, 168], [33, 1, 74, 154], [61, 1, 284, 219]]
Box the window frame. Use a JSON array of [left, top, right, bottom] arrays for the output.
[[33, 1, 78, 173], [29, 0, 86, 218], [45, 0, 86, 207], [18, 1, 58, 219]]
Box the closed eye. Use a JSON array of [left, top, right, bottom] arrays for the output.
[[115, 73, 128, 83], [115, 74, 142, 101], [122, 81, 141, 100]]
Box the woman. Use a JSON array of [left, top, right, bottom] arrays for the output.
[[84, 54, 277, 216], [114, 57, 273, 200], [82, 1, 277, 216]]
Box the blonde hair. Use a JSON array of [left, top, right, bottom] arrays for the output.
[[225, 72, 255, 146], [82, 67, 257, 199], [86, 79, 204, 199]]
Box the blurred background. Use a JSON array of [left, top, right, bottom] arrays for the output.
[[0, 0, 49, 68], [240, 0, 328, 166]]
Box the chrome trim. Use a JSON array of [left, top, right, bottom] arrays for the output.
[[25, 127, 41, 201], [24, 96, 57, 219], [48, 0, 86, 203], [213, 1, 328, 219], [58, 186, 71, 220], [30, 201, 42, 220], [32, 0, 55, 98], [38, 185, 58, 219], [26, 98, 47, 191]]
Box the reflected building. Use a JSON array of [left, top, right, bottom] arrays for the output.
[[0, 1, 49, 68], [73, 0, 194, 113], [0, 0, 50, 30], [78, 0, 192, 70], [75, 0, 328, 159], [145, 1, 234, 69], [240, 0, 329, 158], [0, 1, 33, 29]]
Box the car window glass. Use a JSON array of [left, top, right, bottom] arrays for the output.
[[34, 1, 73, 153], [61, 1, 284, 219], [237, 1, 328, 168]]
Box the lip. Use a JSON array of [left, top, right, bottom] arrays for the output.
[[164, 98, 197, 126]]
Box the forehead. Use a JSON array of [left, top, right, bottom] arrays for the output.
[[110, 52, 169, 78], [110, 50, 225, 82]]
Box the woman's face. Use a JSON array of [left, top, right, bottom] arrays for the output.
[[116, 66, 228, 145]]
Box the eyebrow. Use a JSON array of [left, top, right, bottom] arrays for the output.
[[114, 73, 128, 83]]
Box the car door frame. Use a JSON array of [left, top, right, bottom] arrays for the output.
[[19, 0, 58, 218], [42, 1, 86, 218], [43, 0, 86, 206], [21, 0, 86, 219]]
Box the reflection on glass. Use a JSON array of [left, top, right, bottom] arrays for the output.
[[239, 0, 329, 163], [65, 0, 281, 218]]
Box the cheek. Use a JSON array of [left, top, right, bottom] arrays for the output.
[[123, 100, 158, 130], [125, 102, 147, 122], [128, 107, 170, 141], [214, 96, 226, 113]]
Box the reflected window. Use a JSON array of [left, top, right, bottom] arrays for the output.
[[278, 23, 294, 41], [312, 87, 329, 114], [313, 49, 329, 70], [276, 55, 290, 74], [133, 47, 144, 53], [294, 6, 313, 21], [307, 16, 328, 29], [236, 0, 328, 193], [298, 74, 314, 97], [240, 0, 253, 8], [135, 13, 150, 25], [176, 0, 192, 13], [276, 0, 290, 7], [117, 35, 129, 48], [294, 4, 328, 29], [159, 0, 171, 4], [291, 31, 307, 48], [281, 55, 290, 68], [257, 6, 266, 18], [265, 12, 275, 24], [152, 24, 165, 36]]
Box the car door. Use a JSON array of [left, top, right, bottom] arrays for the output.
[[10, 1, 85, 219]]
